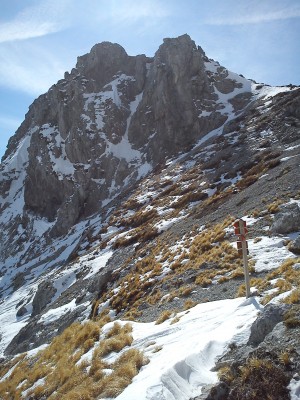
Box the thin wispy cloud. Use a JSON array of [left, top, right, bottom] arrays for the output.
[[206, 4, 300, 25], [0, 0, 71, 43], [0, 42, 66, 95], [110, 0, 171, 23], [0, 115, 22, 130]]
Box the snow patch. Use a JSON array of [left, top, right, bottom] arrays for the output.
[[116, 297, 260, 400], [249, 235, 298, 272], [38, 299, 86, 325], [288, 376, 300, 400]]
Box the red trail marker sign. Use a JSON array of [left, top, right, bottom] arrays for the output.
[[233, 218, 250, 297]]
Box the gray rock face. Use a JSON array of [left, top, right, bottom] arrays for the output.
[[271, 203, 300, 234], [0, 33, 265, 291], [247, 304, 289, 346], [0, 34, 253, 251], [128, 35, 227, 164], [32, 280, 57, 316], [289, 234, 300, 254], [5, 305, 86, 356]]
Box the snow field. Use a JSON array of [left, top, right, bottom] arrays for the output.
[[115, 297, 261, 400]]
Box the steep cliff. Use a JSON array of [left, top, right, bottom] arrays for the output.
[[0, 34, 253, 256]]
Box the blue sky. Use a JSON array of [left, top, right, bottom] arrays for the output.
[[0, 0, 299, 159]]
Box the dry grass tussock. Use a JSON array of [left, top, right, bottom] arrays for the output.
[[267, 198, 284, 214], [0, 319, 148, 400], [284, 306, 300, 328], [236, 257, 300, 302], [235, 151, 281, 190], [112, 226, 160, 249], [117, 208, 159, 228], [95, 217, 247, 318], [218, 354, 291, 400], [155, 310, 174, 325]]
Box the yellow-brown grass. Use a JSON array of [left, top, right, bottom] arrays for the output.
[[155, 310, 173, 324], [95, 217, 246, 319], [0, 319, 146, 400], [236, 257, 300, 303]]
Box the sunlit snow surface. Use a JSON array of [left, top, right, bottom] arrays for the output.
[[289, 378, 300, 400], [249, 235, 299, 272], [112, 297, 261, 400]]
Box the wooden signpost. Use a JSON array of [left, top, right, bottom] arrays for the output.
[[233, 218, 250, 298]]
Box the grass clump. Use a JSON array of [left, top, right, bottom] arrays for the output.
[[217, 365, 234, 384], [236, 257, 300, 304], [236, 174, 258, 189], [232, 357, 289, 399], [263, 258, 300, 304], [96, 349, 149, 398], [183, 299, 198, 310], [118, 208, 159, 228], [267, 199, 283, 214], [172, 190, 208, 209], [218, 355, 291, 400], [152, 345, 163, 353], [155, 310, 173, 325], [170, 316, 181, 325], [94, 322, 133, 358], [283, 306, 300, 328], [195, 275, 212, 287], [0, 318, 146, 400], [113, 227, 160, 249], [283, 289, 300, 304]]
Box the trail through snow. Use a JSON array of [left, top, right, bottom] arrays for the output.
[[115, 297, 261, 400]]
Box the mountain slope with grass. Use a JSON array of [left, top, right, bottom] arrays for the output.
[[0, 35, 300, 399]]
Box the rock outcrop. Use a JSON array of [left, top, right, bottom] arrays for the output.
[[247, 304, 289, 346], [31, 280, 57, 316], [271, 203, 300, 234], [289, 235, 300, 254], [0, 34, 253, 263]]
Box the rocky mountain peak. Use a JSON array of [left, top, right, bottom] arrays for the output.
[[158, 34, 204, 75], [78, 41, 129, 69], [75, 41, 133, 88], [1, 35, 253, 245]]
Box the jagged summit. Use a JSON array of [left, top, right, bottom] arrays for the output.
[[0, 34, 254, 243]]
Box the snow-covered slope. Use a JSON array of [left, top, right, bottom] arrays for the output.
[[115, 297, 261, 399]]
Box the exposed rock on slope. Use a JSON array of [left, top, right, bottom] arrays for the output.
[[271, 203, 300, 234]]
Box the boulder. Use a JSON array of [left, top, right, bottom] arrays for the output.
[[88, 269, 113, 295], [192, 382, 229, 399], [16, 306, 28, 317], [31, 280, 57, 317], [270, 203, 300, 234], [247, 304, 289, 346], [289, 234, 300, 254]]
